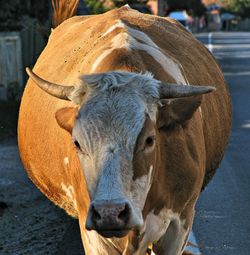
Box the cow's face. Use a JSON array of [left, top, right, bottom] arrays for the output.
[[26, 68, 214, 238], [71, 72, 159, 238]]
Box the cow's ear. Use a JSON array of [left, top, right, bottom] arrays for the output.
[[55, 107, 78, 133], [157, 95, 202, 130]]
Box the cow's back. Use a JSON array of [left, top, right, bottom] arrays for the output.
[[18, 6, 231, 220]]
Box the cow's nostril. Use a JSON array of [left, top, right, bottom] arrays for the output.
[[118, 203, 129, 223], [92, 205, 101, 220]]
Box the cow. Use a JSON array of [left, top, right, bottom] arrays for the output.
[[18, 5, 231, 255]]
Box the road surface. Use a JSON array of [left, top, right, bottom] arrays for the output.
[[194, 32, 250, 255], [0, 32, 249, 254], [0, 139, 84, 255]]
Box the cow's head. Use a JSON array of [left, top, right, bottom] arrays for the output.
[[26, 68, 214, 238]]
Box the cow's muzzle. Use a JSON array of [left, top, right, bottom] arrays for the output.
[[85, 199, 132, 238]]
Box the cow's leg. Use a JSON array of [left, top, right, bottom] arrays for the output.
[[123, 206, 196, 255], [153, 207, 195, 255], [153, 218, 191, 255], [123, 209, 173, 255]]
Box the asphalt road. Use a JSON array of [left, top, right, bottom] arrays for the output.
[[0, 139, 84, 255], [194, 32, 250, 255], [0, 32, 249, 255]]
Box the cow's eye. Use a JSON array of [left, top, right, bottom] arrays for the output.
[[73, 140, 89, 156], [74, 140, 81, 150], [145, 136, 155, 147]]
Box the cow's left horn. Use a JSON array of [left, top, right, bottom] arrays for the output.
[[160, 83, 216, 99], [26, 67, 75, 100]]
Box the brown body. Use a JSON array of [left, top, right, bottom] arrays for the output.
[[18, 7, 231, 254]]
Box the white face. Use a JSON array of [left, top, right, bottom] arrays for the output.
[[71, 71, 160, 234]]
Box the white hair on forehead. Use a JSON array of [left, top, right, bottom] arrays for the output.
[[76, 71, 161, 122], [81, 71, 160, 100], [69, 71, 161, 105], [69, 71, 160, 105]]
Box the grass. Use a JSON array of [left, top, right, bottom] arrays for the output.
[[0, 100, 20, 141]]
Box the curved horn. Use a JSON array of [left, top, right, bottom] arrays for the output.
[[160, 83, 216, 99], [26, 67, 75, 100]]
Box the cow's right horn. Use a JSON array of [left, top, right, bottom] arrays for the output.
[[160, 83, 216, 99], [26, 67, 75, 101]]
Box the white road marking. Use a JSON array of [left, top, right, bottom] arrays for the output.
[[204, 44, 250, 50], [208, 32, 213, 53], [241, 120, 250, 129], [224, 71, 250, 76]]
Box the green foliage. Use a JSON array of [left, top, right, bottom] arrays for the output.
[[222, 0, 250, 17], [0, 0, 50, 31], [85, 0, 107, 14]]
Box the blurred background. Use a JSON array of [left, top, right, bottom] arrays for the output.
[[1, 1, 250, 255]]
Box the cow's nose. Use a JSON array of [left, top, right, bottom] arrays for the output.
[[86, 200, 131, 231]]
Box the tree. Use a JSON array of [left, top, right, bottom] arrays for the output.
[[221, 0, 250, 18], [85, 0, 108, 14], [0, 0, 50, 31]]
